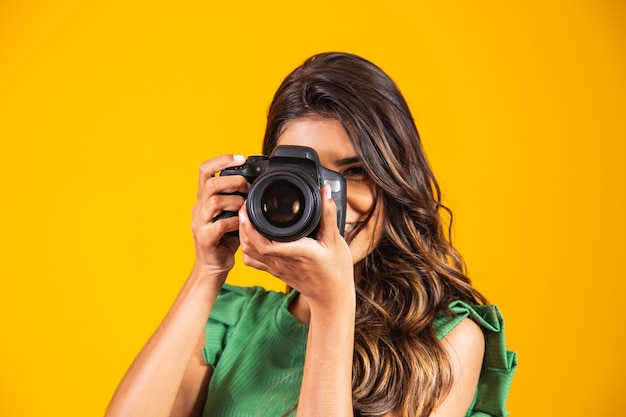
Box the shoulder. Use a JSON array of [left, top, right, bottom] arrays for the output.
[[441, 317, 485, 369], [430, 303, 517, 416], [430, 318, 484, 417], [219, 283, 287, 300], [383, 318, 485, 417], [214, 284, 286, 312], [436, 305, 486, 397], [219, 283, 265, 297], [208, 284, 283, 330]]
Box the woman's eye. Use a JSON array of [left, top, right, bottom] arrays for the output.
[[343, 166, 366, 178]]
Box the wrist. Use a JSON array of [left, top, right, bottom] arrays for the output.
[[188, 265, 228, 296], [307, 289, 356, 325]]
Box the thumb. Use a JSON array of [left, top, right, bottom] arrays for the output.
[[316, 184, 340, 242]]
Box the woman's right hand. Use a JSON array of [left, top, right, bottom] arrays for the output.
[[106, 155, 249, 417], [190, 154, 250, 281]]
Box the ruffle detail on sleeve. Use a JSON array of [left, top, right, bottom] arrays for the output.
[[202, 284, 252, 367], [434, 301, 518, 417]]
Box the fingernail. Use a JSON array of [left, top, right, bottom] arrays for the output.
[[233, 154, 246, 162], [325, 185, 332, 200], [239, 211, 246, 224]]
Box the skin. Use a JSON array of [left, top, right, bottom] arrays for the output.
[[104, 118, 485, 417]]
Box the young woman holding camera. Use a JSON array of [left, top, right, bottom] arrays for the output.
[[105, 52, 515, 417]]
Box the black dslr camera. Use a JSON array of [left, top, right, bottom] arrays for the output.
[[218, 145, 347, 242]]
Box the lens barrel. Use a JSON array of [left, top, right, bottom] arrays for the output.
[[246, 169, 322, 242]]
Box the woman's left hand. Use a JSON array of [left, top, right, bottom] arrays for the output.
[[240, 185, 356, 417], [238, 184, 355, 309]]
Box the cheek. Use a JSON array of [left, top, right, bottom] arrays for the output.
[[346, 183, 376, 216], [348, 204, 385, 264]]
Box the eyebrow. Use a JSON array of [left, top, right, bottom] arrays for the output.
[[334, 156, 360, 166]]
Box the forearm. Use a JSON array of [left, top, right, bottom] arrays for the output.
[[105, 271, 224, 417], [297, 296, 356, 417]]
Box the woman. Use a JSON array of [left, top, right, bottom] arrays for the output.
[[105, 52, 516, 417]]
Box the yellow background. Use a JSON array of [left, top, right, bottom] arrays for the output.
[[1, 1, 624, 416]]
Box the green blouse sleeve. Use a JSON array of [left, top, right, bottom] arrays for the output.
[[434, 301, 518, 417], [202, 284, 252, 367]]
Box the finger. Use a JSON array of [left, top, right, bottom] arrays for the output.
[[238, 203, 270, 250], [237, 208, 272, 271], [198, 172, 250, 203], [198, 154, 246, 189], [239, 230, 293, 278], [240, 251, 273, 273], [238, 203, 306, 256], [192, 194, 245, 245], [193, 215, 240, 248], [315, 184, 340, 243], [238, 204, 284, 255], [211, 216, 240, 240], [197, 194, 246, 223]]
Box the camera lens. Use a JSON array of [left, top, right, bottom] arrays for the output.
[[261, 180, 305, 227], [247, 169, 322, 242]]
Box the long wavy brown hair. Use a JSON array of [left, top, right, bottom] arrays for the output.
[[263, 52, 488, 417]]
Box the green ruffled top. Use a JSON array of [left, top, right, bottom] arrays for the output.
[[202, 284, 517, 417]]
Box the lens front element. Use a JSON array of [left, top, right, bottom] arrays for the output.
[[261, 180, 305, 227], [247, 170, 322, 242]]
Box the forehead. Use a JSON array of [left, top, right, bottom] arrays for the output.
[[276, 118, 356, 167]]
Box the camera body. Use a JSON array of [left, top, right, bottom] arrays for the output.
[[219, 145, 347, 242]]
